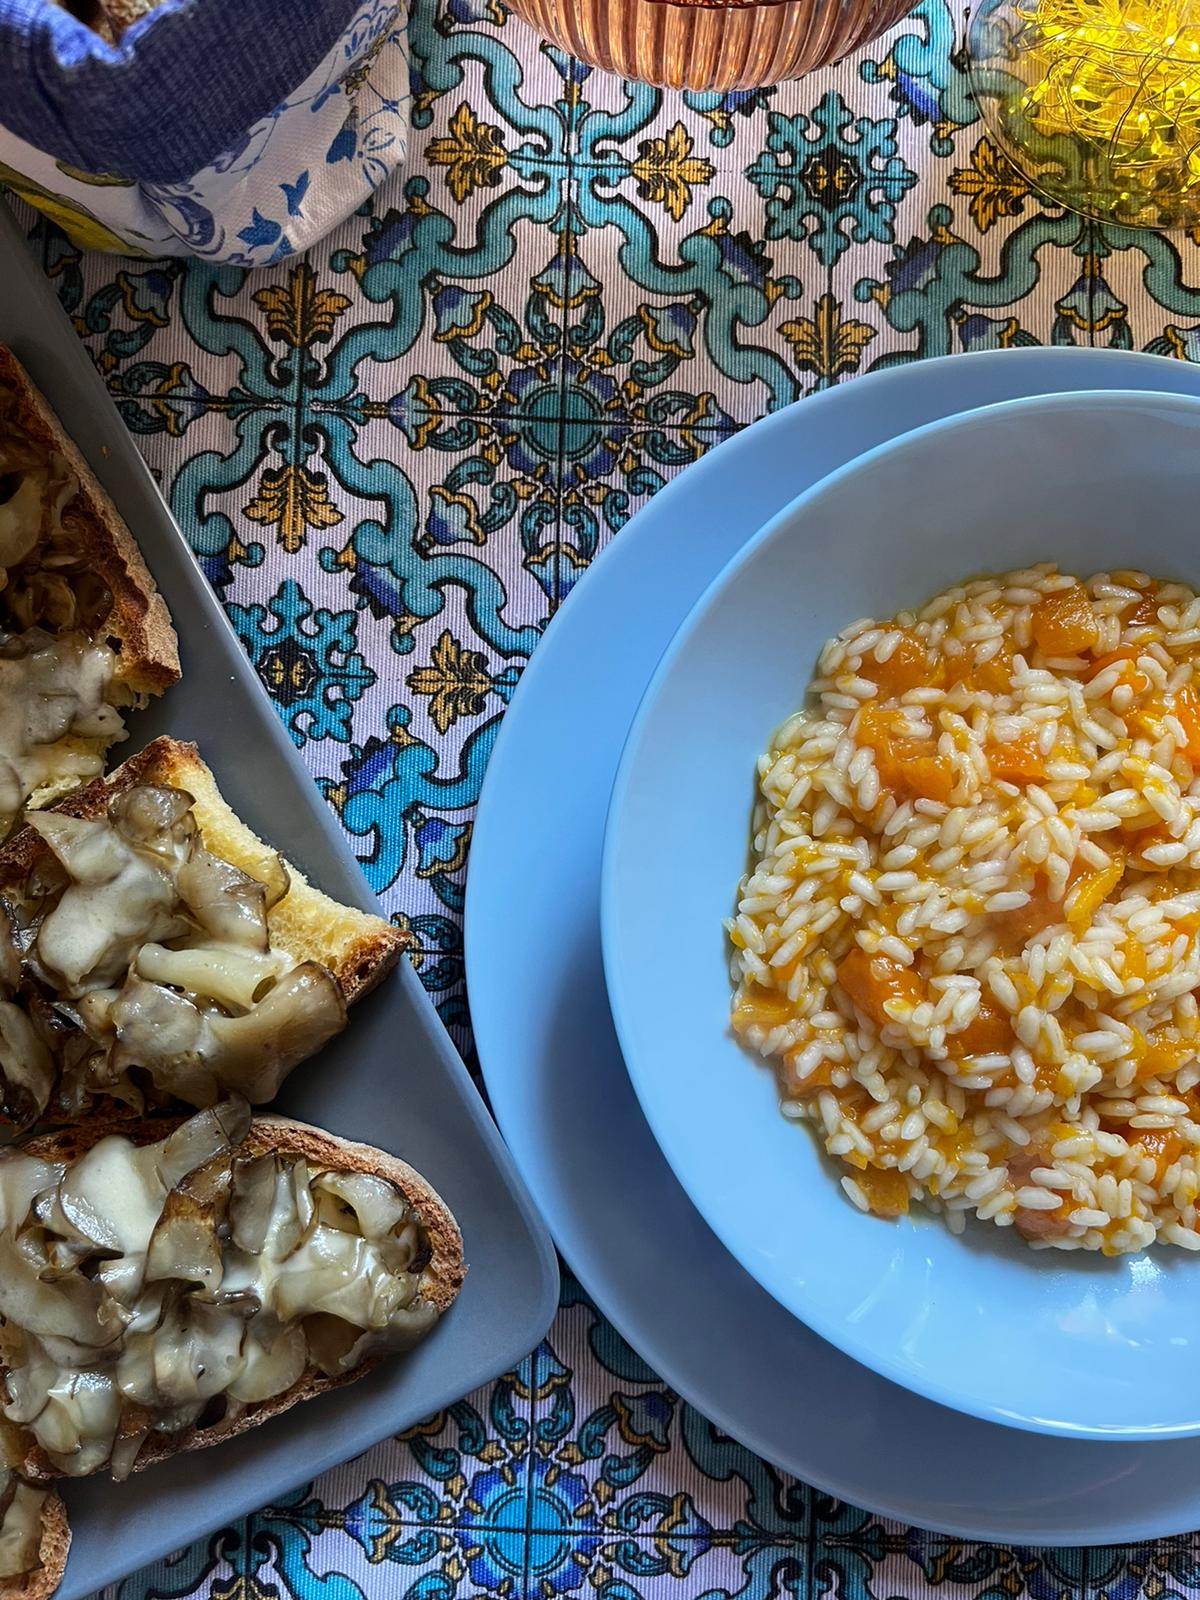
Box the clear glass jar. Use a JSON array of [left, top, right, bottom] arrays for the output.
[[968, 0, 1200, 229], [505, 0, 916, 92]]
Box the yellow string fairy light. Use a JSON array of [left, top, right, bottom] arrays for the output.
[[970, 0, 1200, 226]]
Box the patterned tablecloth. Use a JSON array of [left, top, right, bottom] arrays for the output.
[[14, 0, 1200, 1589]]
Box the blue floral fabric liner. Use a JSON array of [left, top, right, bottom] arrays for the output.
[[15, 0, 1200, 1590]]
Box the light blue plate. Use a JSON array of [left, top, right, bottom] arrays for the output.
[[603, 389, 1200, 1445], [469, 351, 1200, 1539]]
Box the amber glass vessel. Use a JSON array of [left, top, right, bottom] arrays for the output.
[[506, 0, 915, 91], [968, 0, 1200, 230]]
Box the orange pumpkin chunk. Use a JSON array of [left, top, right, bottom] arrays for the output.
[[1137, 1128, 1185, 1179], [985, 735, 1045, 785], [996, 875, 1066, 942], [1015, 1200, 1072, 1240], [1031, 584, 1099, 657], [1085, 647, 1152, 695], [778, 1051, 836, 1097], [944, 640, 1014, 695], [858, 630, 930, 699], [836, 948, 923, 1028], [858, 707, 955, 804], [1173, 684, 1200, 766], [733, 990, 795, 1032], [1135, 1032, 1197, 1082], [1125, 583, 1159, 626], [857, 1166, 910, 1217], [1066, 848, 1125, 928], [1122, 939, 1148, 982], [949, 995, 1013, 1056], [1086, 647, 1138, 681], [899, 752, 955, 804]]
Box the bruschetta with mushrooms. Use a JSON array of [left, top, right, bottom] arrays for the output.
[[0, 349, 178, 836], [0, 738, 408, 1128]]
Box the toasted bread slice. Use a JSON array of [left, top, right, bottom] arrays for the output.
[[0, 1481, 69, 1600], [0, 735, 406, 1005], [11, 1112, 465, 1482], [0, 348, 178, 700]]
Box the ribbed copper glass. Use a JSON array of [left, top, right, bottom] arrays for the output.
[[505, 0, 914, 91]]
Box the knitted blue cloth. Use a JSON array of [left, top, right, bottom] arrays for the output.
[[0, 0, 412, 262], [1, 0, 363, 182]]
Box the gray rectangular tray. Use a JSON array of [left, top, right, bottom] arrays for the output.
[[0, 202, 559, 1597]]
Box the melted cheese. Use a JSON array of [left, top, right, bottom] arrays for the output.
[[0, 631, 121, 829], [32, 811, 186, 995]]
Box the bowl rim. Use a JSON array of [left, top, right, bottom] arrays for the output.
[[600, 384, 1200, 1442]]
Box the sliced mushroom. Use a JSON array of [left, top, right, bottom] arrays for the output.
[[175, 842, 273, 951], [0, 1231, 125, 1356], [93, 1255, 146, 1309], [110, 964, 346, 1107], [228, 1153, 277, 1256], [226, 1317, 306, 1404], [259, 854, 290, 912], [227, 1154, 313, 1265], [0, 1151, 60, 1236], [55, 1135, 162, 1261], [312, 1171, 420, 1275], [0, 470, 45, 571], [0, 1477, 48, 1580], [0, 904, 20, 996], [270, 1226, 405, 1328], [157, 1098, 251, 1192], [300, 1312, 363, 1377], [26, 1368, 124, 1478], [302, 1302, 438, 1376], [22, 850, 67, 911], [3, 1341, 122, 1476], [134, 942, 290, 1012], [107, 1427, 148, 1483], [2, 1337, 57, 1428], [0, 1000, 55, 1130], [144, 1183, 226, 1297], [106, 786, 195, 865], [284, 1159, 315, 1258], [74, 986, 118, 1041], [26, 811, 123, 885], [311, 1172, 407, 1237], [32, 1182, 117, 1261], [118, 1294, 247, 1412]]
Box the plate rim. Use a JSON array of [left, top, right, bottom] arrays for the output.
[[467, 346, 1200, 1544], [600, 383, 1200, 1445]]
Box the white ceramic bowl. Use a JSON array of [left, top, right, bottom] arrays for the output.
[[602, 390, 1200, 1441]]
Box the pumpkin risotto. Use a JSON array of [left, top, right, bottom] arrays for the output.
[[728, 565, 1200, 1254]]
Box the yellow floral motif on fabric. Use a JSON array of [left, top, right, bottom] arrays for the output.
[[409, 631, 494, 734], [630, 124, 715, 223], [253, 263, 353, 347], [427, 104, 508, 203], [780, 293, 876, 383], [243, 464, 344, 553]]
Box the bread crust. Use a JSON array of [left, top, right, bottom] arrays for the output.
[[0, 1490, 70, 1600], [0, 736, 406, 1005], [0, 347, 179, 695], [11, 1113, 465, 1482]]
